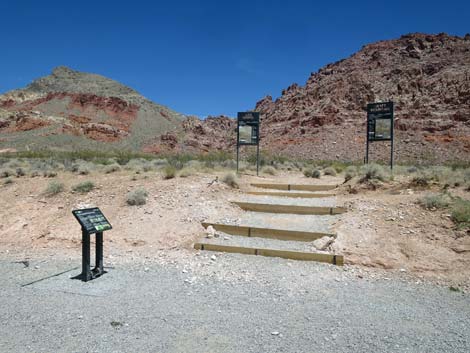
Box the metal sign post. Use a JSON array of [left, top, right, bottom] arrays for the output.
[[365, 102, 395, 169], [72, 207, 112, 282], [236, 112, 260, 176]]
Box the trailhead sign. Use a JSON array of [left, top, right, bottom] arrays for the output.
[[236, 111, 261, 175], [365, 101, 395, 168]]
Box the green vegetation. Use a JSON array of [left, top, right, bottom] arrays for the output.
[[359, 164, 387, 182], [323, 167, 337, 176], [72, 181, 95, 193], [262, 166, 276, 175], [44, 181, 65, 196], [179, 168, 194, 178], [451, 198, 470, 228], [3, 178, 13, 185], [126, 188, 148, 206], [104, 164, 121, 174], [344, 166, 357, 182], [418, 193, 451, 210], [222, 172, 239, 188], [163, 165, 176, 179]]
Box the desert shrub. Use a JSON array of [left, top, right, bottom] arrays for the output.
[[44, 181, 65, 196], [418, 193, 451, 210], [104, 164, 121, 174], [0, 169, 15, 178], [153, 158, 168, 168], [451, 198, 470, 228], [323, 167, 337, 176], [406, 166, 418, 173], [77, 165, 91, 175], [184, 160, 203, 170], [463, 168, 470, 182], [43, 170, 57, 178], [15, 167, 26, 177], [3, 178, 13, 185], [344, 166, 357, 182], [359, 164, 386, 182], [30, 170, 40, 178], [311, 169, 321, 178], [221, 159, 237, 169], [410, 173, 432, 187], [262, 166, 276, 175], [126, 188, 148, 206], [179, 168, 194, 178], [72, 181, 95, 193], [222, 172, 239, 188], [303, 168, 313, 177], [163, 165, 176, 179]]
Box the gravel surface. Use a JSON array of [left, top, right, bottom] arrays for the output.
[[1, 256, 469, 353]]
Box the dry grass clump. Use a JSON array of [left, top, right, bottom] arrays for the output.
[[179, 168, 194, 178], [262, 166, 277, 175], [43, 170, 58, 178], [222, 172, 239, 188], [418, 193, 451, 210], [0, 169, 15, 178], [304, 168, 321, 178], [104, 164, 121, 174], [359, 164, 387, 183], [126, 188, 148, 206], [344, 166, 357, 182], [72, 181, 95, 193], [3, 178, 13, 185], [163, 165, 176, 179], [451, 198, 470, 228], [44, 181, 65, 196], [323, 167, 337, 176]]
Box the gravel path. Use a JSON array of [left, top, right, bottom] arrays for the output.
[[1, 257, 469, 353]]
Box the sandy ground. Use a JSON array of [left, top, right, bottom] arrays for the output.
[[0, 169, 469, 290]]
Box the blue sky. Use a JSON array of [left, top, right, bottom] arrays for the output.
[[1, 0, 469, 117]]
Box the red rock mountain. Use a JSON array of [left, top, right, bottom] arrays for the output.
[[154, 33, 470, 163]]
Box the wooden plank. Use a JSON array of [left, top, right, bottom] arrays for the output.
[[232, 201, 346, 215], [201, 222, 334, 241], [194, 242, 343, 266], [251, 183, 337, 192], [245, 191, 336, 198]]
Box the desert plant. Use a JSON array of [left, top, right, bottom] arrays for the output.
[[451, 198, 470, 228], [262, 166, 276, 176], [411, 173, 432, 187], [44, 181, 65, 196], [72, 181, 95, 193], [43, 170, 57, 178], [0, 169, 14, 178], [323, 167, 337, 176], [126, 188, 148, 206], [359, 164, 386, 182], [77, 165, 91, 175], [418, 193, 451, 210], [15, 167, 26, 177], [179, 168, 194, 178], [303, 168, 313, 178], [163, 165, 176, 179], [311, 169, 321, 178], [104, 164, 121, 174], [222, 172, 239, 188], [344, 166, 357, 182], [3, 178, 13, 185]]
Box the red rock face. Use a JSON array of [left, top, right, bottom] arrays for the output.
[[0, 93, 139, 142]]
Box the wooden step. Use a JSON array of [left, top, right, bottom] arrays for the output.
[[245, 191, 335, 198], [251, 183, 337, 192], [194, 242, 344, 265], [232, 201, 347, 215], [201, 222, 334, 241]]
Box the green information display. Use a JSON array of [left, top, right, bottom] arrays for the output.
[[73, 207, 112, 234]]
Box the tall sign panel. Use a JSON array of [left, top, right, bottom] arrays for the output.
[[237, 112, 261, 175], [366, 102, 394, 169]]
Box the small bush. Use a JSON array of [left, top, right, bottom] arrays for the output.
[[359, 164, 386, 182], [15, 167, 26, 177], [311, 169, 321, 178], [43, 170, 57, 178], [323, 167, 337, 176], [72, 181, 95, 193], [221, 159, 237, 169], [77, 165, 90, 175], [163, 165, 176, 179], [222, 172, 239, 188], [0, 169, 15, 178], [30, 170, 40, 178], [3, 178, 13, 185], [451, 198, 470, 228], [44, 181, 65, 196], [411, 173, 432, 187], [104, 164, 121, 174], [126, 188, 148, 206], [262, 166, 276, 175], [407, 166, 418, 173], [179, 168, 194, 178], [303, 168, 313, 177], [418, 193, 451, 210], [344, 166, 357, 182]]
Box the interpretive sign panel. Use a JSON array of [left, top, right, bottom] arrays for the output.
[[72, 207, 112, 234]]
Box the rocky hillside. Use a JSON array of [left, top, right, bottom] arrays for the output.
[[151, 32, 470, 164], [254, 33, 470, 163], [0, 66, 184, 151]]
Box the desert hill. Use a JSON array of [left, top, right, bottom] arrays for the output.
[[0, 66, 184, 151]]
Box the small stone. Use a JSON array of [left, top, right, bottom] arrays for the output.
[[210, 255, 217, 261], [206, 226, 216, 239], [271, 331, 280, 336]]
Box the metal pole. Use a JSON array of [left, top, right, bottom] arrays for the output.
[[365, 139, 369, 164], [95, 232, 104, 275], [81, 230, 91, 282], [256, 143, 260, 176]]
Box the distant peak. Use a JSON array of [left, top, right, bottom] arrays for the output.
[[52, 66, 76, 76]]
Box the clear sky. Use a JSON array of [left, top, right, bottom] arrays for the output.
[[1, 0, 469, 117]]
